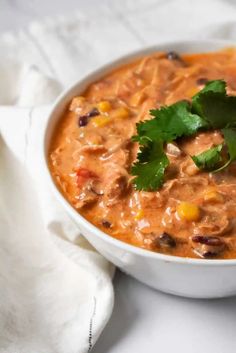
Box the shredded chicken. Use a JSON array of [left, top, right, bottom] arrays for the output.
[[50, 48, 236, 259]]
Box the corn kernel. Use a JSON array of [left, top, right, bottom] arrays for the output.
[[134, 209, 144, 220], [111, 107, 130, 119], [92, 115, 110, 127], [97, 100, 111, 112], [177, 202, 201, 222], [204, 190, 224, 203]]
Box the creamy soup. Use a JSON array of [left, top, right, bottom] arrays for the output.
[[49, 49, 236, 259]]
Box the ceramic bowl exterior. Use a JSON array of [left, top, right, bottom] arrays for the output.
[[43, 40, 236, 298]]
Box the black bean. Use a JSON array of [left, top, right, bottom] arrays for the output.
[[193, 247, 221, 258], [78, 115, 89, 127], [166, 51, 181, 61], [158, 232, 176, 248], [202, 251, 218, 258], [78, 108, 100, 127], [87, 107, 99, 117], [192, 235, 223, 247], [196, 77, 208, 86], [102, 220, 112, 228], [192, 235, 226, 258]]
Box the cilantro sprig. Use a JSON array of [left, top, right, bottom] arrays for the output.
[[131, 80, 236, 191]]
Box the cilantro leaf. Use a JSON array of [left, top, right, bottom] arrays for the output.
[[133, 100, 207, 143], [192, 80, 236, 129], [192, 144, 223, 171], [192, 80, 226, 118], [214, 128, 236, 172], [193, 93, 236, 129], [195, 79, 226, 95], [131, 139, 169, 191], [223, 128, 236, 161], [131, 79, 236, 191]]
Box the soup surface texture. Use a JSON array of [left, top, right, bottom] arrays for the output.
[[49, 49, 236, 259]]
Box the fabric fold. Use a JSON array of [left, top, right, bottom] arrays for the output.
[[0, 65, 114, 353]]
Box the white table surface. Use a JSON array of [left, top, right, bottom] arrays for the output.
[[1, 1, 236, 352]]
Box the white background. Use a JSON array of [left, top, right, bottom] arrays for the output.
[[1, 1, 236, 352]]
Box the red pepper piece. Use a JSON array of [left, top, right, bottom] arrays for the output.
[[76, 168, 97, 187]]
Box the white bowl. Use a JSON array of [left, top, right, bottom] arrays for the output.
[[43, 39, 236, 299]]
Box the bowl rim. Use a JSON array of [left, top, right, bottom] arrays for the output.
[[43, 38, 236, 266]]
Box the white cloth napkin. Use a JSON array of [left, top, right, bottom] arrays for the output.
[[0, 53, 114, 353], [2, 1, 236, 352], [0, 129, 114, 353]]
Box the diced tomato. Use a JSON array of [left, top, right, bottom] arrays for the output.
[[75, 168, 97, 187]]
